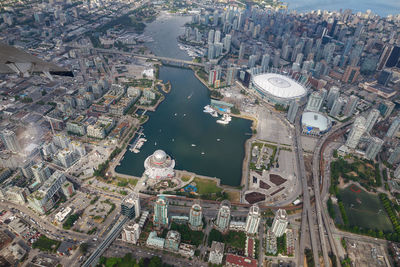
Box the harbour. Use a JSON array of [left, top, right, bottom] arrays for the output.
[[115, 14, 252, 186]]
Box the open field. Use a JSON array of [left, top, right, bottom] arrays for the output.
[[193, 177, 222, 195]]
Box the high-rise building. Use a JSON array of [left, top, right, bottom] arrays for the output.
[[287, 101, 299, 124], [248, 55, 257, 68], [31, 162, 51, 184], [245, 205, 261, 235], [342, 66, 360, 84], [209, 241, 224, 265], [57, 149, 74, 168], [154, 196, 168, 228], [215, 200, 230, 232], [388, 146, 400, 165], [238, 43, 245, 60], [365, 108, 380, 133], [226, 67, 236, 86], [343, 95, 358, 117], [365, 137, 383, 160], [208, 29, 214, 44], [271, 209, 288, 237], [214, 30, 221, 43], [273, 51, 280, 67], [224, 34, 231, 52], [387, 117, 400, 138], [208, 43, 215, 60], [261, 54, 270, 71], [208, 67, 221, 86], [0, 129, 21, 153], [189, 203, 203, 231], [121, 192, 140, 219], [305, 91, 323, 112], [346, 116, 367, 149], [377, 70, 392, 86], [378, 101, 395, 119], [329, 97, 345, 117], [326, 86, 340, 109]]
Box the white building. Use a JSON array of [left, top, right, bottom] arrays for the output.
[[365, 137, 384, 161], [55, 207, 72, 222], [215, 200, 231, 232], [121, 223, 141, 244], [209, 241, 224, 265], [144, 150, 175, 180], [146, 231, 165, 249], [188, 203, 203, 231], [245, 204, 261, 235], [346, 116, 367, 149], [271, 209, 288, 237], [365, 108, 380, 133], [306, 91, 324, 112]]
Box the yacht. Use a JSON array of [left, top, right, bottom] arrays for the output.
[[216, 114, 232, 125], [203, 105, 213, 113]]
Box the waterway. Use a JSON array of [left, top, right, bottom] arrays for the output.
[[116, 13, 252, 186], [284, 0, 399, 17]]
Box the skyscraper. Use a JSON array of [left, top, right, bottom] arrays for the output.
[[287, 101, 299, 124], [226, 67, 236, 86], [248, 54, 257, 68], [387, 117, 400, 138], [154, 196, 168, 228], [329, 97, 345, 117], [271, 209, 288, 237], [261, 54, 270, 71], [215, 200, 230, 232], [346, 116, 367, 149], [245, 205, 261, 235], [224, 34, 231, 52], [208, 29, 214, 44], [365, 108, 380, 133], [305, 91, 323, 112], [214, 30, 221, 43], [0, 129, 21, 153], [365, 137, 384, 161], [121, 192, 140, 219], [188, 203, 203, 231], [394, 164, 400, 179], [238, 43, 245, 60], [208, 43, 215, 60], [326, 86, 340, 109], [273, 51, 280, 67], [343, 95, 358, 117]]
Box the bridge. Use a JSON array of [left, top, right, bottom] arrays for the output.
[[69, 46, 205, 68], [82, 215, 129, 267]]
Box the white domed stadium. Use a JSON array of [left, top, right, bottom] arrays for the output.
[[251, 73, 308, 104], [144, 150, 175, 179], [301, 111, 332, 136]]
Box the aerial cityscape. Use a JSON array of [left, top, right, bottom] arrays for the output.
[[0, 0, 400, 266]]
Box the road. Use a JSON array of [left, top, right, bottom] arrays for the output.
[[294, 109, 320, 267]]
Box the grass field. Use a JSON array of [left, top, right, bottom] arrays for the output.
[[32, 235, 61, 252], [340, 185, 393, 231], [193, 177, 222, 195]]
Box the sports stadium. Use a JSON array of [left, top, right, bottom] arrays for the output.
[[250, 72, 308, 104], [301, 111, 332, 136]]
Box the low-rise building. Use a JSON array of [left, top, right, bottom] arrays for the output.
[[55, 207, 72, 222], [225, 253, 257, 267], [179, 243, 195, 258], [165, 230, 181, 251], [146, 231, 165, 249]]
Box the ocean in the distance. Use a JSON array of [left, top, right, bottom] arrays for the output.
[[284, 0, 400, 16]]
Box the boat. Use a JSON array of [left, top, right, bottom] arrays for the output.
[[191, 144, 196, 147], [174, 113, 178, 116], [201, 152, 205, 155], [203, 105, 213, 113], [183, 113, 186, 116], [211, 110, 218, 117], [217, 114, 232, 125], [187, 92, 193, 99], [217, 139, 221, 141]]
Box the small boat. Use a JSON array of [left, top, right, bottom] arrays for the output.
[[172, 138, 175, 142], [187, 92, 193, 99], [211, 110, 218, 117], [217, 139, 221, 141], [203, 105, 213, 113], [183, 114, 186, 116], [201, 152, 205, 155], [174, 113, 177, 116], [191, 144, 196, 147], [154, 142, 157, 146]]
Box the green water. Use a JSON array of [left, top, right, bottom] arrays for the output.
[[340, 185, 393, 231], [115, 14, 252, 186]]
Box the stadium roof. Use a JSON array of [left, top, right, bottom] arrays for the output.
[[301, 111, 331, 131], [252, 73, 307, 99]]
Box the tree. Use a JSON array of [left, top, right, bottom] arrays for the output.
[[79, 243, 89, 254], [148, 256, 162, 267]]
